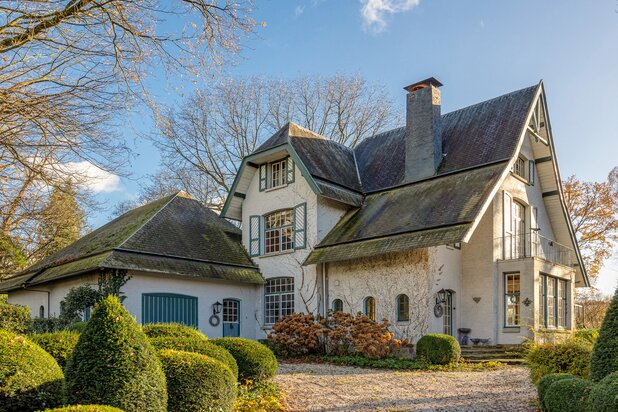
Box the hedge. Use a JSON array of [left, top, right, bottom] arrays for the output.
[[142, 323, 207, 341], [149, 335, 238, 380], [526, 339, 592, 383], [590, 289, 618, 382], [64, 295, 167, 412], [0, 330, 64, 411], [159, 349, 236, 411], [211, 338, 277, 382], [537, 373, 577, 411], [0, 302, 30, 334], [543, 377, 592, 412], [587, 372, 618, 411], [416, 334, 461, 365], [39, 406, 124, 412], [65, 321, 88, 333], [31, 331, 80, 368]]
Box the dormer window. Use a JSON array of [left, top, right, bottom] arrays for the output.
[[259, 157, 295, 191], [512, 155, 535, 185]]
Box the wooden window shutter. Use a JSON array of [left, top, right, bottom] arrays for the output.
[[286, 157, 295, 184], [293, 203, 306, 250], [249, 215, 261, 256], [503, 191, 513, 259], [528, 160, 535, 185], [259, 164, 267, 191]]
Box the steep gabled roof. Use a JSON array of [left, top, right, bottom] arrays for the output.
[[0, 192, 263, 292]]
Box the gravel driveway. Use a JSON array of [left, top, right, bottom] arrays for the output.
[[275, 362, 538, 411]]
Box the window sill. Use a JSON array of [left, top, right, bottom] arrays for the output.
[[264, 184, 288, 192], [502, 327, 521, 333], [258, 249, 295, 259], [396, 320, 411, 325], [511, 172, 530, 185]]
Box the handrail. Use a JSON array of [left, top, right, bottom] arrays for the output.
[[495, 232, 575, 267]]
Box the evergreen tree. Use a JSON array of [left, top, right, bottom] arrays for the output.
[[590, 288, 618, 381]]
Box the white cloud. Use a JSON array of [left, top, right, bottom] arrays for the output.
[[59, 161, 121, 193], [360, 0, 421, 33], [294, 5, 305, 17]]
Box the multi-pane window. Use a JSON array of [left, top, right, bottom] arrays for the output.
[[540, 274, 569, 329], [264, 210, 294, 254], [364, 297, 376, 321], [513, 156, 526, 179], [396, 294, 410, 322], [332, 299, 343, 313], [264, 277, 294, 324], [270, 159, 287, 188], [546, 277, 556, 327], [558, 280, 568, 328], [223, 300, 239, 324], [505, 273, 521, 326]]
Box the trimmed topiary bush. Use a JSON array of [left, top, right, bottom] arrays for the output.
[[64, 295, 167, 412], [211, 337, 277, 382], [543, 377, 592, 412], [588, 371, 618, 411], [590, 289, 618, 382], [0, 330, 64, 411], [159, 349, 236, 412], [416, 334, 461, 365], [142, 323, 207, 341], [40, 406, 124, 412], [31, 331, 80, 368], [0, 302, 30, 334], [537, 373, 577, 411], [149, 335, 238, 380], [526, 339, 592, 383]]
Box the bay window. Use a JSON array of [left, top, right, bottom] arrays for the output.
[[540, 274, 569, 329]]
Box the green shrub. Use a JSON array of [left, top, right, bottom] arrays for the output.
[[65, 321, 88, 333], [416, 334, 461, 365], [590, 289, 618, 382], [574, 328, 599, 345], [543, 377, 592, 412], [28, 317, 67, 334], [142, 323, 207, 341], [526, 339, 592, 383], [0, 302, 30, 334], [159, 349, 236, 412], [588, 371, 618, 412], [211, 338, 277, 382], [149, 335, 238, 380], [40, 406, 124, 412], [30, 331, 80, 369], [0, 330, 64, 411], [64, 295, 167, 412], [537, 373, 577, 411]]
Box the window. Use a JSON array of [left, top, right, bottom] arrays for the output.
[[264, 277, 294, 324], [505, 273, 520, 327], [332, 299, 343, 313], [364, 297, 376, 321], [223, 300, 239, 324], [264, 210, 294, 254], [396, 294, 410, 322], [512, 201, 526, 258], [39, 305, 45, 318], [142, 293, 198, 327], [513, 156, 526, 179], [270, 159, 287, 188], [540, 274, 569, 329]]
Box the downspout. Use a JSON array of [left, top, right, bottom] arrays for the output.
[[322, 263, 328, 318]]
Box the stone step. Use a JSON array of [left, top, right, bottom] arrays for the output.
[[462, 352, 524, 360], [464, 358, 527, 365]]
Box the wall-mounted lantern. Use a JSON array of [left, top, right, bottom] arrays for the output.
[[212, 301, 223, 315], [435, 289, 447, 305]]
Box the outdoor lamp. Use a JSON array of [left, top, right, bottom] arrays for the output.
[[213, 301, 222, 315], [436, 289, 447, 305]]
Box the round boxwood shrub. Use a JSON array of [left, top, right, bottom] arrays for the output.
[[159, 349, 236, 412], [416, 334, 461, 365], [543, 377, 592, 412], [142, 323, 207, 341], [526, 339, 592, 383], [590, 289, 618, 382], [40, 406, 124, 412], [588, 371, 618, 411], [0, 302, 30, 334], [0, 330, 64, 411], [210, 337, 277, 382], [64, 295, 167, 412], [31, 331, 80, 368], [537, 373, 577, 411], [149, 335, 238, 380]]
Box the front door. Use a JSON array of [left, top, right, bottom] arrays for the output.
[[443, 291, 454, 336], [222, 299, 240, 337]]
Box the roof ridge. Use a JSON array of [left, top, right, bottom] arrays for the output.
[[116, 191, 183, 250]]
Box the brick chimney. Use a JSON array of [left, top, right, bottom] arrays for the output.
[[404, 77, 443, 182]]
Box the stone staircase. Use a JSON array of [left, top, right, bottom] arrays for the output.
[[460, 345, 526, 365]]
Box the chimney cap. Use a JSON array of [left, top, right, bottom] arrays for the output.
[[404, 77, 443, 92]]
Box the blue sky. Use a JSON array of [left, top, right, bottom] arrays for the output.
[[93, 0, 618, 293]]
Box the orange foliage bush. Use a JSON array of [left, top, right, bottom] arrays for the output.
[[268, 313, 327, 356]]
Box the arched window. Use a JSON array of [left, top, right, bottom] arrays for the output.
[[364, 297, 376, 321], [39, 305, 45, 318], [264, 277, 294, 324], [332, 299, 343, 313], [264, 210, 294, 254], [396, 294, 410, 322]]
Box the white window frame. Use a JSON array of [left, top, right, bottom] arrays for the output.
[[270, 159, 287, 189], [504, 273, 521, 327], [264, 277, 294, 325], [264, 209, 294, 254]]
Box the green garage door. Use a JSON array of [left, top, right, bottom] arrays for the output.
[[142, 293, 198, 327]]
